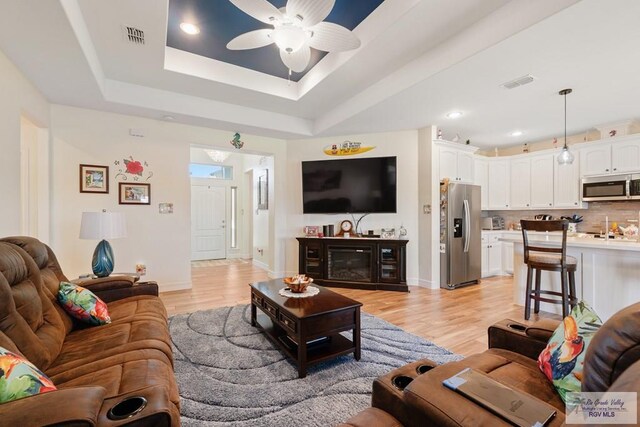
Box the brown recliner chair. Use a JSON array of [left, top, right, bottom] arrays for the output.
[[341, 302, 640, 427], [0, 236, 180, 426]]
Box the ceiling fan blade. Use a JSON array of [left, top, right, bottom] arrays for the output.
[[308, 22, 361, 52], [229, 0, 282, 24], [280, 45, 311, 73], [286, 0, 335, 28], [227, 29, 274, 50]]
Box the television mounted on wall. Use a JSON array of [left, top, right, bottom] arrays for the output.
[[301, 156, 397, 214]]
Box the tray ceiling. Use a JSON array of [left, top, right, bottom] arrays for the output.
[[166, 0, 385, 81]]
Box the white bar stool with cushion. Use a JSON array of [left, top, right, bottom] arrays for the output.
[[520, 219, 578, 320]]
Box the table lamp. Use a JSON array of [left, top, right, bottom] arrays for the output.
[[79, 211, 127, 277]]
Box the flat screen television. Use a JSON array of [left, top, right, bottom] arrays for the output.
[[302, 156, 397, 214]]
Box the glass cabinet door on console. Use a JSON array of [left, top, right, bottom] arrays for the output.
[[301, 241, 323, 279], [379, 243, 404, 283]]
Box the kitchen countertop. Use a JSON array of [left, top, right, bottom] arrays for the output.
[[499, 233, 640, 252]]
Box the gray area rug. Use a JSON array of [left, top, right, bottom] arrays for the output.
[[170, 305, 462, 427]]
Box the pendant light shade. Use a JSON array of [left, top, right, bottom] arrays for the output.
[[557, 88, 574, 165]]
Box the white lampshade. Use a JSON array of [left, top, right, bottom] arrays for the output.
[[79, 212, 127, 240]]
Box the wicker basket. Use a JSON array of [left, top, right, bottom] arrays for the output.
[[283, 276, 313, 293]]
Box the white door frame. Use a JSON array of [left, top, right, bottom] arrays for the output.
[[20, 116, 50, 242]]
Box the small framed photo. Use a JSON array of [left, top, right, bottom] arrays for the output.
[[119, 183, 151, 205], [79, 164, 109, 193], [304, 226, 319, 237]]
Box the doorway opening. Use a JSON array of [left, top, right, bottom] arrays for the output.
[[189, 146, 273, 273], [20, 116, 50, 241]]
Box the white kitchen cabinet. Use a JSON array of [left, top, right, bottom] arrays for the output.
[[481, 233, 509, 278], [611, 139, 640, 173], [474, 158, 489, 210], [438, 145, 475, 183], [581, 144, 612, 176], [580, 137, 640, 177], [481, 244, 490, 278], [530, 154, 555, 208], [457, 152, 475, 183], [488, 160, 510, 209], [488, 243, 502, 275], [439, 147, 458, 182], [554, 157, 582, 207], [509, 158, 531, 208], [481, 242, 503, 278]]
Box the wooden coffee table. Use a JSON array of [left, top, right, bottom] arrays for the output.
[[250, 279, 362, 378]]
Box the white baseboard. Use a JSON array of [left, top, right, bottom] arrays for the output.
[[252, 259, 269, 271], [410, 278, 438, 289], [227, 253, 252, 259], [160, 281, 192, 292]]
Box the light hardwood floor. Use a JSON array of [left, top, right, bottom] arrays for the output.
[[160, 261, 558, 357]]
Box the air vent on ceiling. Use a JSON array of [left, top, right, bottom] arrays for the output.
[[124, 26, 145, 45], [501, 74, 535, 90]]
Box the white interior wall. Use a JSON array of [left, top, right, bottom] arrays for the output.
[[243, 155, 273, 269], [285, 131, 420, 283], [0, 49, 50, 237], [418, 126, 439, 287], [49, 105, 286, 290]]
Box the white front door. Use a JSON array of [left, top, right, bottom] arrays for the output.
[[191, 184, 226, 260]]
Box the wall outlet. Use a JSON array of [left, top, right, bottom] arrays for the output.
[[135, 263, 146, 276]]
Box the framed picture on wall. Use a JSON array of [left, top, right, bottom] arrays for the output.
[[258, 170, 268, 210], [119, 183, 151, 205], [79, 164, 109, 193]]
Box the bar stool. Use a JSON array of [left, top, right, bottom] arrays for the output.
[[520, 219, 578, 320]]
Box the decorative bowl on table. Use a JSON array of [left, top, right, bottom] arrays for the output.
[[283, 275, 313, 293]]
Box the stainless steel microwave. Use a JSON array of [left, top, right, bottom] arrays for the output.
[[582, 174, 640, 201]]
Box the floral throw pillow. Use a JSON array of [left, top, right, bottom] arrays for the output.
[[0, 346, 57, 403], [57, 281, 111, 326], [538, 301, 602, 403]]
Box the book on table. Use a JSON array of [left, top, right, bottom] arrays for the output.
[[443, 368, 557, 427]]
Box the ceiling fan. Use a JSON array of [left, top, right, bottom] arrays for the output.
[[226, 0, 361, 73]]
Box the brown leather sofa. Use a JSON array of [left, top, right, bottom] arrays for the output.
[[340, 302, 640, 427], [0, 236, 180, 426]]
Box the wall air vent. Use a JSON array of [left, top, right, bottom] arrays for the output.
[[501, 74, 535, 90], [124, 26, 145, 45]]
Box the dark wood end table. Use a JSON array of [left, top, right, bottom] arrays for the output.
[[250, 279, 362, 378]]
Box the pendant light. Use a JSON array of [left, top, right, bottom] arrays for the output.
[[557, 88, 574, 165]]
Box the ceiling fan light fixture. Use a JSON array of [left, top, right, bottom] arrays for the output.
[[180, 22, 200, 35], [272, 25, 307, 53]]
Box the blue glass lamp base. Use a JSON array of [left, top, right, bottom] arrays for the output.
[[92, 239, 114, 278]]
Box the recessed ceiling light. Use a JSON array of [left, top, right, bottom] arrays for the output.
[[510, 131, 524, 137], [161, 115, 175, 121], [446, 111, 463, 119], [180, 22, 200, 35]]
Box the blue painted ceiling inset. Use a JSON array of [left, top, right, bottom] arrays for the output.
[[167, 0, 385, 82]]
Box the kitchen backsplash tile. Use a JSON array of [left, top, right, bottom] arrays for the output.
[[488, 201, 640, 233]]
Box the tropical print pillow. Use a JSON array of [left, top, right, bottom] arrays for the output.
[[0, 346, 57, 403], [538, 301, 602, 403], [57, 281, 111, 326]]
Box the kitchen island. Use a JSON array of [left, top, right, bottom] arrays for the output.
[[500, 233, 640, 321]]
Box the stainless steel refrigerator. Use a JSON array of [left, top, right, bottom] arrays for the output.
[[440, 182, 481, 289]]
